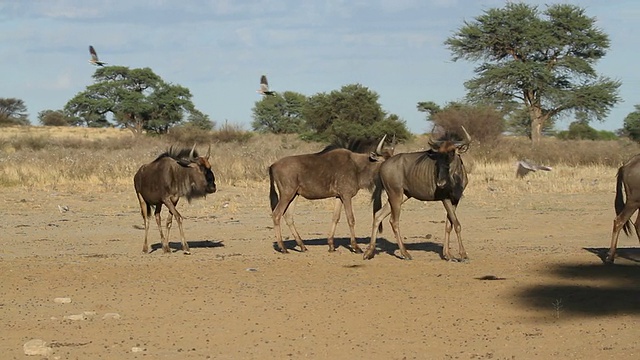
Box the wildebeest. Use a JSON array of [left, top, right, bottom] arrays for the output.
[[607, 153, 640, 263], [134, 144, 216, 254], [269, 136, 394, 253], [364, 127, 471, 261]]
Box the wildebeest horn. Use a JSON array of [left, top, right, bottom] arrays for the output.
[[376, 135, 387, 155], [189, 143, 197, 159], [461, 125, 471, 143], [454, 126, 471, 153]]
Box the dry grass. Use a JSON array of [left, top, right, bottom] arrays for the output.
[[0, 127, 637, 196]]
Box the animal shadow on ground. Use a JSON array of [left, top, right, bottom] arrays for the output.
[[583, 247, 640, 264], [375, 237, 443, 259], [150, 240, 224, 253], [516, 261, 640, 317], [273, 237, 371, 253]]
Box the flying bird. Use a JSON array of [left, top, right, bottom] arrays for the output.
[[257, 75, 276, 96], [515, 159, 552, 178], [88, 45, 107, 66]]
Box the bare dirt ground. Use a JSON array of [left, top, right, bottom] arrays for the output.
[[1, 182, 638, 359]]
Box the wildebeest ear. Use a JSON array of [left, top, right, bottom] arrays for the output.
[[205, 145, 211, 160], [369, 152, 381, 162]]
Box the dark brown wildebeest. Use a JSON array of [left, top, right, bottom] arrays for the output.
[[134, 144, 216, 254], [607, 153, 640, 263], [269, 136, 394, 253], [364, 127, 471, 261]]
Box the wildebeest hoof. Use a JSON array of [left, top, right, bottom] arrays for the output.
[[353, 247, 363, 254], [183, 251, 191, 255]]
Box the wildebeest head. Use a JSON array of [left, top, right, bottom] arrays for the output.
[[169, 144, 217, 197], [428, 126, 471, 189]]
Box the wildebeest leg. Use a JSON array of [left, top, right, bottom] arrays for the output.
[[442, 199, 466, 261], [327, 198, 342, 252], [153, 204, 169, 253], [283, 196, 307, 252], [273, 190, 297, 253], [342, 196, 362, 253], [137, 193, 151, 253], [164, 199, 189, 254], [165, 198, 179, 250], [388, 193, 410, 260], [606, 204, 638, 263], [364, 201, 392, 260]]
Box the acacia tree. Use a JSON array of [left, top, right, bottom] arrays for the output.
[[0, 98, 29, 126], [623, 105, 640, 142], [251, 91, 307, 134], [304, 83, 411, 145], [445, 3, 621, 144], [65, 66, 199, 135]]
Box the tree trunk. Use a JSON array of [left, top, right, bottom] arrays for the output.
[[531, 117, 543, 145], [529, 105, 546, 146]]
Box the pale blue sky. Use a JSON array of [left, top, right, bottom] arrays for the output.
[[1, 0, 637, 134]]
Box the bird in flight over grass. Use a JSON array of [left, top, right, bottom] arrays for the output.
[[515, 159, 552, 178], [257, 75, 276, 96], [88, 45, 107, 67]]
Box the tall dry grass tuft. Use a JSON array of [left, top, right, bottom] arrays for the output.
[[0, 127, 638, 195]]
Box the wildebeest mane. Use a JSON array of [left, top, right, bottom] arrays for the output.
[[317, 137, 386, 155], [153, 146, 199, 162], [316, 144, 343, 155]]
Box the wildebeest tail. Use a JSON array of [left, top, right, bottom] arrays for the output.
[[269, 166, 279, 211], [615, 166, 632, 236], [372, 176, 384, 233]]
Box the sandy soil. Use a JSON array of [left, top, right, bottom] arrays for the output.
[[1, 182, 638, 360]]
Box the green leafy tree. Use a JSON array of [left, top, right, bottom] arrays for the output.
[[416, 101, 442, 120], [0, 98, 29, 126], [186, 109, 215, 130], [303, 84, 411, 145], [38, 110, 75, 126], [556, 120, 618, 140], [251, 91, 307, 134], [623, 105, 640, 142], [445, 3, 621, 145], [65, 66, 199, 135]]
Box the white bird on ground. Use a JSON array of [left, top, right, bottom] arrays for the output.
[[516, 159, 553, 178]]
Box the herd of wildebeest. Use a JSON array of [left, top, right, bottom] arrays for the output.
[[132, 126, 640, 265]]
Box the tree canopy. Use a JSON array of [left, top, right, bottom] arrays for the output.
[[445, 3, 621, 144], [251, 91, 307, 134], [38, 109, 76, 126], [64, 66, 199, 134], [303, 84, 411, 145], [623, 105, 640, 142], [0, 98, 29, 126]]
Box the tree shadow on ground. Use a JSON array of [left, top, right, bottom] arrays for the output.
[[516, 259, 640, 317], [583, 247, 640, 264], [150, 240, 225, 253]]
